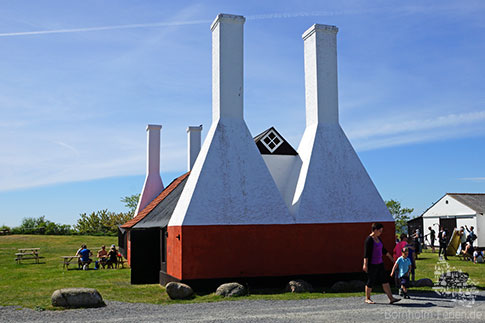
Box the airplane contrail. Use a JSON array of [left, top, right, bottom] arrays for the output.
[[0, 10, 369, 37], [0, 19, 212, 37]]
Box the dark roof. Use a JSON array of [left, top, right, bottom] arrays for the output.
[[120, 172, 190, 229], [253, 127, 297, 155], [448, 193, 485, 213]]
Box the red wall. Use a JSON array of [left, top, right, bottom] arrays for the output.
[[167, 222, 395, 280]]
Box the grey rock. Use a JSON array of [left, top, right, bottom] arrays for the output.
[[165, 282, 194, 299], [51, 288, 105, 308], [285, 280, 313, 293], [414, 278, 434, 287], [216, 282, 246, 297], [348, 280, 366, 291], [330, 281, 351, 293]]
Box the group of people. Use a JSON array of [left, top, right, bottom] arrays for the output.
[[75, 244, 119, 270], [426, 225, 482, 263]]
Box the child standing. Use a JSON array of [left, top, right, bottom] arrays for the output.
[[391, 247, 412, 299]]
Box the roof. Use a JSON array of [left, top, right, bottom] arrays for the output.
[[120, 172, 190, 229], [253, 127, 298, 155], [448, 193, 485, 213]]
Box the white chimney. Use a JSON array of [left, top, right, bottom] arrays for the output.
[[187, 125, 203, 171], [211, 14, 245, 122], [134, 124, 164, 216], [302, 24, 339, 126]]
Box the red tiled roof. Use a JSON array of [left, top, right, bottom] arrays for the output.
[[120, 172, 190, 229]]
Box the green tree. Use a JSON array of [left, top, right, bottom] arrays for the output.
[[386, 199, 414, 235], [75, 210, 132, 236], [121, 194, 140, 216]]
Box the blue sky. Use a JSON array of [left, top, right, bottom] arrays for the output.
[[1, 0, 484, 227]]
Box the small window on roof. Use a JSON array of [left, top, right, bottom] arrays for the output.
[[261, 130, 283, 153], [445, 200, 449, 204]]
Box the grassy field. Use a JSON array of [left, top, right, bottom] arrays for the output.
[[1, 235, 484, 309]]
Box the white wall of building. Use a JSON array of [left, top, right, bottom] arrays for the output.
[[262, 154, 301, 208], [476, 212, 485, 247]]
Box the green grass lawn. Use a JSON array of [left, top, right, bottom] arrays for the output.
[[1, 235, 484, 309]]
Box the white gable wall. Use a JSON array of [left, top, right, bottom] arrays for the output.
[[423, 195, 476, 218], [262, 154, 301, 209]]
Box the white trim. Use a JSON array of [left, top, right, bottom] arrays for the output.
[[261, 129, 283, 153]]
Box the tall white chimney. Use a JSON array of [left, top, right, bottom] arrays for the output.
[[211, 14, 245, 122], [187, 125, 203, 171], [134, 124, 164, 216], [169, 13, 293, 227], [302, 24, 339, 126]]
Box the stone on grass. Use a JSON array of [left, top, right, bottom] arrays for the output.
[[285, 280, 313, 293], [330, 281, 351, 293], [165, 282, 194, 299], [51, 288, 105, 308], [414, 278, 434, 287], [348, 280, 365, 291], [216, 282, 246, 297]]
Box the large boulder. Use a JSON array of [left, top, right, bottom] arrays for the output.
[[165, 282, 194, 299], [330, 281, 351, 293], [216, 282, 246, 297], [285, 280, 313, 293], [414, 278, 434, 287], [348, 280, 366, 292], [51, 288, 105, 308]]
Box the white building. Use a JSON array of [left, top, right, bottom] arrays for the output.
[[422, 193, 485, 247]]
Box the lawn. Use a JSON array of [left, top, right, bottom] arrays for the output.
[[1, 235, 483, 309]]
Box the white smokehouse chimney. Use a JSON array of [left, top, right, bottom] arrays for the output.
[[187, 125, 203, 171], [211, 14, 245, 122], [134, 124, 164, 216], [302, 24, 339, 126]]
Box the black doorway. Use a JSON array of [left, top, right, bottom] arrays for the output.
[[440, 217, 457, 242], [130, 228, 161, 284]]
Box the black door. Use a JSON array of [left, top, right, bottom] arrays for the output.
[[161, 227, 167, 272], [440, 218, 457, 242], [130, 228, 161, 284]]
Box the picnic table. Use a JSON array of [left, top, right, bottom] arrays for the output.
[[61, 256, 80, 270], [15, 248, 41, 264]]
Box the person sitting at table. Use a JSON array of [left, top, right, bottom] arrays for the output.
[[462, 242, 475, 261], [96, 245, 108, 269], [106, 245, 118, 269], [79, 244, 93, 270], [75, 244, 84, 269]]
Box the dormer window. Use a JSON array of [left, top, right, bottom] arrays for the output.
[[261, 130, 283, 153]]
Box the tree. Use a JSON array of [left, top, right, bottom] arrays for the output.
[[121, 194, 140, 216], [386, 199, 414, 235], [75, 210, 132, 236]]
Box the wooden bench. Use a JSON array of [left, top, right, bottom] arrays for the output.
[[15, 248, 41, 264], [61, 256, 80, 270], [117, 255, 125, 269]]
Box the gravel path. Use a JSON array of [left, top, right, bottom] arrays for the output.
[[2, 291, 485, 322]]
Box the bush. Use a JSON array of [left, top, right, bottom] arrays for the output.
[[75, 210, 132, 236], [12, 216, 72, 235]]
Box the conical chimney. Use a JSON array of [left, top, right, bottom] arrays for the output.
[[134, 124, 164, 216]]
